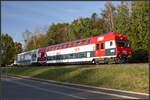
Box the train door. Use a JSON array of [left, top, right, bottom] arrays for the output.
[[100, 42, 105, 57], [95, 43, 100, 57], [95, 42, 105, 57], [31, 53, 36, 62], [41, 52, 45, 61]]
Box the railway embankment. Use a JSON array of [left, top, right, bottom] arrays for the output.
[[2, 64, 149, 93]]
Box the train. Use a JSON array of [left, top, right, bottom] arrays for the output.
[[13, 32, 131, 66]]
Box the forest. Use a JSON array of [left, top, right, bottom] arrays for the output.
[[1, 1, 149, 66]]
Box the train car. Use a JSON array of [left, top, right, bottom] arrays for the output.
[[14, 32, 131, 66], [15, 51, 32, 66], [45, 32, 131, 64], [14, 49, 38, 66]]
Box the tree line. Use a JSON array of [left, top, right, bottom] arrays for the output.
[[1, 1, 148, 66]]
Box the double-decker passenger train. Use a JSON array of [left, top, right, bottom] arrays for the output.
[[14, 32, 131, 66]]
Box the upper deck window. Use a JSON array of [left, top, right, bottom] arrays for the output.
[[61, 44, 65, 48], [71, 43, 74, 47], [47, 47, 49, 51], [81, 40, 86, 45], [66, 44, 69, 48], [87, 39, 91, 44], [75, 42, 80, 46], [54, 46, 57, 50], [50, 47, 53, 50], [57, 45, 60, 49]]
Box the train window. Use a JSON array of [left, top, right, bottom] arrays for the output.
[[72, 54, 75, 59], [50, 56, 53, 60], [66, 54, 69, 59], [80, 52, 85, 58], [101, 43, 104, 49], [54, 46, 57, 50], [47, 47, 49, 51], [53, 56, 56, 60], [50, 56, 52, 60], [62, 55, 65, 59], [62, 44, 65, 48], [76, 53, 79, 58], [47, 56, 50, 60], [71, 43, 74, 47], [96, 44, 99, 50], [49, 47, 52, 51], [75, 42, 80, 46], [74, 53, 77, 58], [116, 40, 130, 47], [66, 44, 69, 48], [110, 41, 113, 46], [50, 47, 53, 50], [33, 54, 36, 57], [87, 39, 91, 44], [81, 40, 86, 45], [70, 54, 73, 59], [57, 45, 60, 49]]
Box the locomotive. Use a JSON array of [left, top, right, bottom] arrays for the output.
[[14, 32, 131, 66]]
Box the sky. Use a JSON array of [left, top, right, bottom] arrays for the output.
[[1, 1, 121, 46]]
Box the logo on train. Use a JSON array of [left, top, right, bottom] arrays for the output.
[[74, 48, 80, 52]]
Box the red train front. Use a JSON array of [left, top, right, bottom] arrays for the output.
[[94, 32, 131, 64]]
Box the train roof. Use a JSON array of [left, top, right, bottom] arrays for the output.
[[17, 49, 38, 55]]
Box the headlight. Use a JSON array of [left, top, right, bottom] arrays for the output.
[[122, 50, 127, 53]]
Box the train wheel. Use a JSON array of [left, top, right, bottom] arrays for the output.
[[92, 59, 96, 64], [118, 58, 126, 64], [92, 60, 95, 64]]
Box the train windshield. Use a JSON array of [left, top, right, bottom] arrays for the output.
[[116, 40, 130, 47]]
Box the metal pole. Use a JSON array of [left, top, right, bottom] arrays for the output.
[[6, 64, 8, 79], [0, 2, 2, 98], [6, 36, 9, 79]]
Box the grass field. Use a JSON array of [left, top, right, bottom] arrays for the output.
[[2, 65, 149, 93]]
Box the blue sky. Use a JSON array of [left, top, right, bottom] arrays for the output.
[[2, 1, 120, 45]]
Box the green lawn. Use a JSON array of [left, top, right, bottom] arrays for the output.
[[2, 66, 149, 93]]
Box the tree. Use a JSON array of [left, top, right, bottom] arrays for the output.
[[14, 42, 23, 54], [33, 26, 41, 48], [101, 2, 116, 32], [113, 1, 130, 35], [22, 29, 33, 50], [1, 34, 16, 66], [91, 13, 98, 22], [113, 1, 149, 62], [68, 17, 94, 40], [129, 1, 148, 62], [68, 16, 105, 40], [45, 23, 69, 45]]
